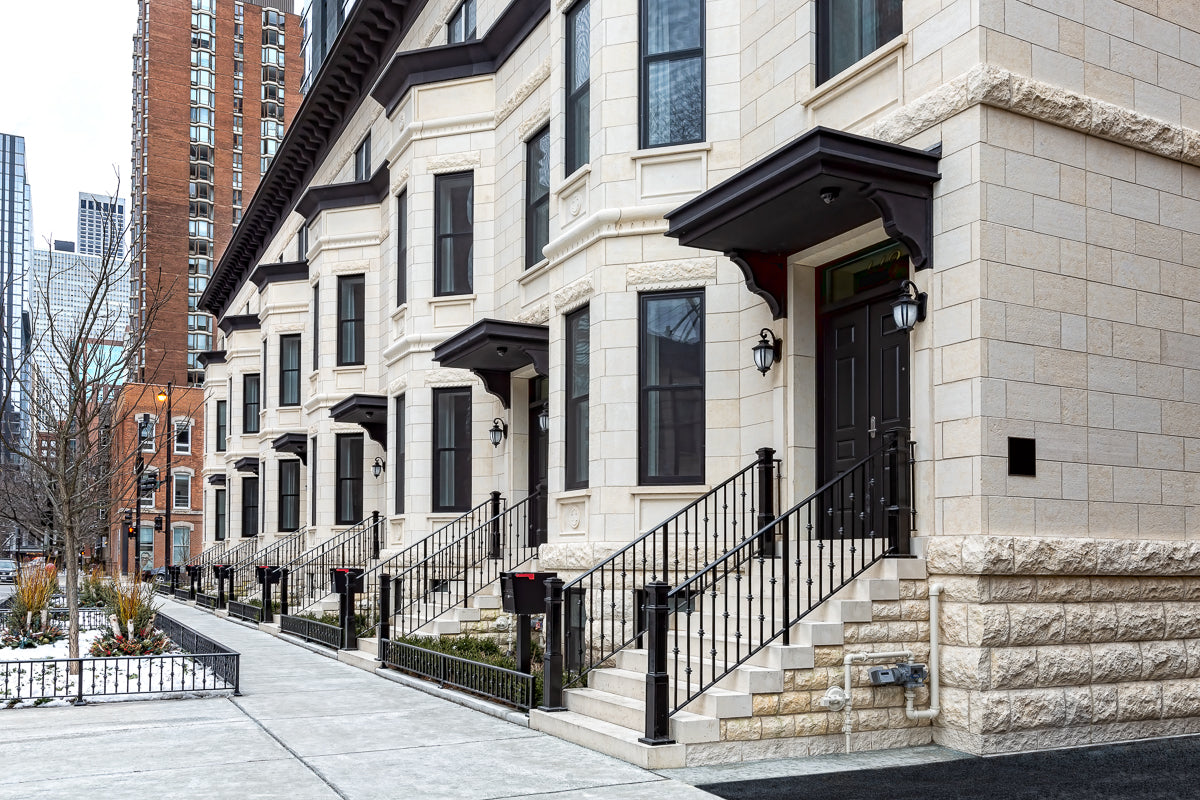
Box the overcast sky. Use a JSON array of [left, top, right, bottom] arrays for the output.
[[0, 1, 140, 248]]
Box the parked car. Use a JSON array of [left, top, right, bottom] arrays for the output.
[[142, 566, 169, 583], [0, 558, 15, 583]]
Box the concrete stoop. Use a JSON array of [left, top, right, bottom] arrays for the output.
[[528, 556, 928, 768]]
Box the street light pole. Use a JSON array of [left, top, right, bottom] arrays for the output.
[[158, 382, 173, 569]]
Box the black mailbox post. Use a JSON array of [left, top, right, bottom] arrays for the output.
[[185, 565, 201, 600], [256, 566, 283, 623], [167, 565, 182, 594], [500, 571, 557, 674], [213, 564, 228, 608], [331, 568, 365, 649]]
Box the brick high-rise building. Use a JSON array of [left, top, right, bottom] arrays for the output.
[[116, 0, 301, 573]]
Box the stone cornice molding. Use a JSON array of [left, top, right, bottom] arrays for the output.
[[625, 258, 718, 291], [498, 58, 551, 127], [552, 276, 593, 314], [427, 151, 482, 174], [866, 63, 1200, 166], [516, 302, 551, 325]]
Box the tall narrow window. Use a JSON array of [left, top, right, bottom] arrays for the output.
[[174, 473, 191, 510], [565, 0, 590, 173], [432, 387, 471, 512], [337, 275, 365, 365], [310, 435, 318, 522], [261, 340, 268, 411], [215, 400, 227, 451], [639, 290, 704, 484], [241, 477, 259, 537], [447, 0, 476, 43], [396, 191, 407, 306], [280, 334, 301, 405], [526, 126, 551, 268], [298, 224, 308, 259], [312, 282, 320, 369], [214, 488, 227, 541], [565, 306, 590, 489], [243, 374, 260, 433], [817, 0, 902, 85], [640, 0, 703, 148], [434, 172, 473, 296], [394, 395, 405, 514], [335, 433, 364, 524], [279, 460, 300, 531], [174, 421, 191, 454], [353, 131, 372, 180], [173, 526, 190, 566], [139, 417, 156, 452], [140, 469, 157, 508]]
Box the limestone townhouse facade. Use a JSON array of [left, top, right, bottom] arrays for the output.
[[198, 0, 1200, 765]]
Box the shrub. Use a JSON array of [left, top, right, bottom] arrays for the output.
[[106, 571, 159, 634], [78, 567, 113, 608], [13, 563, 58, 618], [88, 628, 171, 657]]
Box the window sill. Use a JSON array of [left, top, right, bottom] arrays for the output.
[[390, 303, 409, 323], [554, 164, 591, 200], [518, 258, 552, 287], [557, 487, 591, 500], [331, 364, 367, 374], [630, 140, 711, 162], [629, 484, 709, 497], [803, 34, 907, 105], [429, 293, 477, 305]]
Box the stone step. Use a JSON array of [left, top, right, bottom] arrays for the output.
[[337, 646, 379, 671], [611, 651, 783, 695], [528, 709, 686, 769], [564, 687, 719, 743]]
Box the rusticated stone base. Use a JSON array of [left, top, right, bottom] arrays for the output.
[[934, 716, 1200, 756], [685, 726, 933, 766]]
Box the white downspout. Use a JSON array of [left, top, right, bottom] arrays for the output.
[[905, 582, 942, 722], [836, 581, 943, 752]]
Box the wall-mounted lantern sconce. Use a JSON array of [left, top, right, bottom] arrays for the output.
[[538, 406, 549, 433], [489, 418, 508, 448], [752, 328, 783, 375], [892, 280, 927, 332], [371, 456, 386, 479]]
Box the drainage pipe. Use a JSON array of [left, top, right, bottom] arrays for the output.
[[841, 649, 913, 754], [905, 582, 942, 722]]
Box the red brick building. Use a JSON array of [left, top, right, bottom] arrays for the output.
[[114, 0, 302, 571]]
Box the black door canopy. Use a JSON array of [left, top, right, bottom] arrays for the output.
[[432, 319, 549, 408], [329, 394, 388, 446], [665, 127, 941, 319]]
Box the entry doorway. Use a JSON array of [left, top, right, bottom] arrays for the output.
[[527, 376, 548, 546]]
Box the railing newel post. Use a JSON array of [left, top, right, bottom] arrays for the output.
[[372, 510, 381, 559], [639, 581, 674, 745], [756, 446, 776, 557], [378, 571, 391, 662], [488, 490, 502, 560], [540, 576, 566, 711]]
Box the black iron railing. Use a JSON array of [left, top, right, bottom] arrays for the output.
[[173, 588, 192, 602], [284, 513, 381, 616], [45, 608, 110, 631], [0, 612, 239, 704], [232, 528, 308, 606], [353, 497, 497, 636], [200, 539, 256, 596], [381, 638, 535, 711], [642, 432, 914, 739], [558, 449, 780, 692], [388, 492, 540, 639], [279, 613, 342, 650], [186, 540, 228, 569], [227, 600, 260, 622], [195, 593, 218, 611]]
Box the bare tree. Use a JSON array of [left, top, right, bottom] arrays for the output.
[[0, 178, 182, 658]]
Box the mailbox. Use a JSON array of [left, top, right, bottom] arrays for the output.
[[212, 564, 226, 580], [330, 567, 365, 594], [500, 571, 557, 615], [256, 565, 282, 585], [167, 565, 182, 580]]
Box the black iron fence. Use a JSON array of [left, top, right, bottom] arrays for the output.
[[387, 492, 540, 639], [231, 528, 308, 606], [283, 513, 381, 616], [227, 600, 260, 623], [0, 612, 239, 704], [279, 613, 342, 650], [199, 539, 255, 596], [381, 638, 535, 711], [558, 449, 780, 692], [195, 593, 218, 611], [186, 540, 228, 570], [640, 432, 914, 741], [353, 497, 497, 636]]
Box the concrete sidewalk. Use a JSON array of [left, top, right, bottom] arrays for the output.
[[0, 600, 716, 800]]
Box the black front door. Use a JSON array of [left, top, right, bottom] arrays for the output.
[[815, 244, 911, 543], [527, 376, 548, 546]]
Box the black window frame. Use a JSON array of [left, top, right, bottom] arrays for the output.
[[564, 0, 590, 174], [335, 433, 364, 525], [241, 477, 259, 537], [432, 387, 472, 513], [312, 282, 320, 370], [279, 334, 301, 406], [638, 289, 705, 485], [297, 224, 308, 259], [639, 0, 705, 149], [394, 394, 405, 515], [243, 373, 260, 433], [565, 305, 590, 490], [396, 190, 408, 306], [278, 459, 300, 532], [353, 131, 372, 181], [214, 487, 227, 541], [434, 172, 474, 296], [310, 435, 318, 522], [337, 274, 365, 366], [816, 0, 903, 86], [526, 126, 551, 268], [447, 0, 477, 43], [215, 399, 227, 451]]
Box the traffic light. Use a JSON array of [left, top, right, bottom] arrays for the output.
[[139, 475, 158, 493], [154, 515, 163, 532], [123, 510, 135, 538]]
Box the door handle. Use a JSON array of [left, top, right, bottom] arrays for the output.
[[868, 416, 877, 439]]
